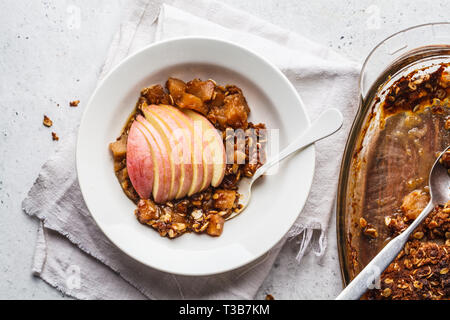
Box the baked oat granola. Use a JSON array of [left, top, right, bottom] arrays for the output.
[[367, 200, 450, 300]]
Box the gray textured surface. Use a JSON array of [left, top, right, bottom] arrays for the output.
[[1, 0, 449, 300]]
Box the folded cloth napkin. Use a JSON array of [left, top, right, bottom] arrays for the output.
[[23, 0, 360, 299]]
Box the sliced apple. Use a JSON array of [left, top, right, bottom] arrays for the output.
[[143, 105, 194, 199], [126, 120, 154, 199], [193, 117, 214, 191], [159, 105, 204, 196], [135, 115, 171, 204], [140, 106, 180, 200], [141, 104, 194, 199], [127, 104, 225, 202], [182, 109, 226, 187]]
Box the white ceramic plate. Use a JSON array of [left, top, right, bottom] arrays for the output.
[[77, 37, 315, 276]]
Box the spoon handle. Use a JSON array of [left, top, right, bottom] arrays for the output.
[[252, 108, 343, 180], [336, 200, 434, 300]]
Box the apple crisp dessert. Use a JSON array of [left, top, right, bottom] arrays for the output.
[[109, 77, 266, 238], [353, 64, 450, 299]]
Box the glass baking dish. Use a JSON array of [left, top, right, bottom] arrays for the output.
[[337, 23, 450, 286]]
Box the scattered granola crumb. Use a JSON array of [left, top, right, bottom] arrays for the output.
[[359, 217, 368, 228], [364, 227, 378, 238], [265, 294, 274, 300], [69, 100, 80, 107], [51, 132, 59, 141], [43, 115, 53, 127], [360, 218, 378, 238]]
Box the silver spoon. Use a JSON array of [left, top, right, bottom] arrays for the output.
[[226, 108, 343, 220], [336, 146, 450, 300]]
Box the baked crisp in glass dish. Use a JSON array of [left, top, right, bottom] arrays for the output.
[[339, 57, 450, 299], [356, 65, 450, 299]]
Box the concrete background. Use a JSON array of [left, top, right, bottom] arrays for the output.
[[1, 0, 449, 299]]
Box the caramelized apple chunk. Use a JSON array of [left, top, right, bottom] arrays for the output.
[[208, 89, 249, 130], [109, 134, 127, 160], [186, 79, 215, 101], [177, 92, 208, 115], [401, 190, 430, 220], [207, 214, 225, 236], [223, 93, 249, 129], [135, 199, 160, 223], [141, 84, 170, 105], [209, 86, 226, 107], [225, 85, 250, 114], [213, 189, 237, 210], [166, 77, 186, 97], [207, 106, 227, 129], [166, 77, 208, 115]]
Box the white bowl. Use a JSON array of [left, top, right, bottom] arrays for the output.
[[77, 37, 315, 276]]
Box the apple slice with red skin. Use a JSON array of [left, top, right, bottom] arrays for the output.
[[159, 105, 205, 196], [193, 117, 214, 192], [141, 106, 181, 200], [142, 104, 195, 199], [127, 106, 225, 202], [143, 105, 194, 199], [182, 109, 226, 187], [182, 109, 225, 188], [135, 115, 171, 203], [126, 120, 154, 199]]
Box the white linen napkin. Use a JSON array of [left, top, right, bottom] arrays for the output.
[[23, 0, 360, 299]]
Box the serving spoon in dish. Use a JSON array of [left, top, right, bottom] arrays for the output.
[[336, 146, 450, 300], [226, 108, 343, 220]]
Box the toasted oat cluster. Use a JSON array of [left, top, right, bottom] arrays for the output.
[[135, 188, 239, 238], [43, 115, 53, 127], [69, 100, 80, 107], [110, 78, 266, 238], [367, 199, 450, 300], [381, 63, 450, 116]]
